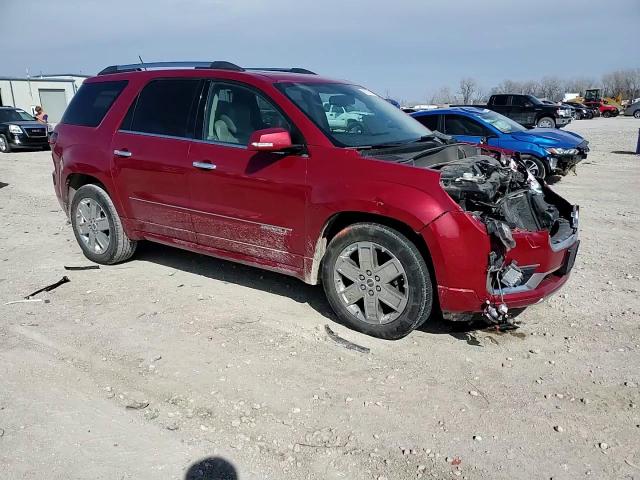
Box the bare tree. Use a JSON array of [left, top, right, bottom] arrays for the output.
[[458, 77, 478, 104], [538, 76, 564, 101], [429, 86, 454, 105]]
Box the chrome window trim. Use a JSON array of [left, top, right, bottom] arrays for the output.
[[117, 129, 248, 149]]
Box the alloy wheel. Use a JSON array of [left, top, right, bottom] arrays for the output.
[[75, 198, 111, 253], [523, 158, 541, 177], [538, 119, 554, 128], [333, 241, 409, 325], [634, 110, 640, 119], [0, 136, 7, 152]]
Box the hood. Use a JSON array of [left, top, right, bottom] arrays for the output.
[[1, 120, 45, 129], [510, 128, 584, 148]]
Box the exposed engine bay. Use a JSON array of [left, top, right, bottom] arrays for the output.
[[367, 142, 579, 327]]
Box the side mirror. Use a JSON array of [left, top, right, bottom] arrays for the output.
[[248, 128, 295, 152], [524, 102, 533, 108]]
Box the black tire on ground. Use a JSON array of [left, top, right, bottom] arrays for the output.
[[0, 134, 12, 153], [536, 116, 556, 128], [321, 222, 433, 340], [521, 154, 548, 179], [602, 110, 611, 118], [70, 184, 137, 264], [634, 110, 640, 119], [346, 120, 364, 134]]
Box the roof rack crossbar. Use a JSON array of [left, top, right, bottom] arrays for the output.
[[246, 67, 317, 75], [98, 61, 245, 75]]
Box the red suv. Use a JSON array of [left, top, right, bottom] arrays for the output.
[[51, 61, 580, 339]]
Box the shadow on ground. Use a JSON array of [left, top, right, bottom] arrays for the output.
[[185, 457, 237, 480], [135, 242, 505, 342]]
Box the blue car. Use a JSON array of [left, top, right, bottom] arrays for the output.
[[411, 107, 589, 178]]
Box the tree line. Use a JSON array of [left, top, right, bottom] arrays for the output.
[[424, 68, 640, 105]]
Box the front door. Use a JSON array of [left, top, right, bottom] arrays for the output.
[[187, 81, 307, 269], [111, 78, 202, 242]]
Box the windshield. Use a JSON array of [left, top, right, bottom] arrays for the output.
[[276, 82, 430, 147], [477, 109, 526, 134], [0, 109, 36, 123]]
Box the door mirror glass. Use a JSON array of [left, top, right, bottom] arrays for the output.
[[248, 128, 294, 152]]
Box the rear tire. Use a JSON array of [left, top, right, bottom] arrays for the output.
[[321, 222, 433, 339], [634, 110, 640, 119], [0, 134, 12, 153], [602, 110, 611, 118], [70, 184, 137, 264], [536, 117, 556, 128]]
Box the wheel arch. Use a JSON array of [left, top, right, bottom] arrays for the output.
[[305, 211, 437, 289]]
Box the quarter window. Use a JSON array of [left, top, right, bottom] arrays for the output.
[[491, 95, 508, 106], [128, 79, 200, 138], [202, 82, 292, 146], [61, 80, 127, 127]]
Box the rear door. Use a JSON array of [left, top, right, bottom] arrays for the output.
[[111, 78, 202, 242], [186, 80, 307, 269]]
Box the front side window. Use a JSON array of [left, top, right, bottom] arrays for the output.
[[0, 109, 36, 122], [491, 95, 508, 106], [128, 79, 200, 138], [61, 80, 127, 127], [444, 115, 486, 136], [202, 82, 292, 146], [276, 82, 429, 148]]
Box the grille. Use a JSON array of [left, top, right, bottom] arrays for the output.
[[24, 127, 47, 137]]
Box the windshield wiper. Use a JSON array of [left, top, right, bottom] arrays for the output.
[[356, 134, 438, 150]]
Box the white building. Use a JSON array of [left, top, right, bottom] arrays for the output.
[[0, 74, 90, 124]]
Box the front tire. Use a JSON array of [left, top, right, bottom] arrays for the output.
[[70, 184, 137, 264], [602, 110, 611, 118], [0, 134, 12, 153], [321, 223, 433, 339], [537, 116, 556, 128], [521, 154, 548, 179]]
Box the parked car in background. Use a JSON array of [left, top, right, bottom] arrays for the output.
[[623, 100, 640, 118], [0, 106, 50, 153], [322, 98, 371, 134], [583, 100, 619, 118], [563, 101, 594, 119], [50, 61, 580, 339], [478, 94, 573, 129], [411, 107, 589, 178]]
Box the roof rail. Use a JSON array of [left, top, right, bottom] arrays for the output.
[[246, 67, 317, 75], [98, 61, 244, 75]]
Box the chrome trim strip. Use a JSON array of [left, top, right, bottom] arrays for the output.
[[129, 197, 292, 232], [117, 129, 248, 149]]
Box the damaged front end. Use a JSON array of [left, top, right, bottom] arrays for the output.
[[431, 145, 579, 326]]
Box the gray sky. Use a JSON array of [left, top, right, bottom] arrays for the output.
[[2, 0, 639, 101]]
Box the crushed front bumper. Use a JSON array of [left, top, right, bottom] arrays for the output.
[[421, 202, 579, 316]]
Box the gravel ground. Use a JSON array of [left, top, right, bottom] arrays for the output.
[[1, 117, 639, 480]]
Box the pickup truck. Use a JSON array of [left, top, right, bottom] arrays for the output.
[[479, 94, 573, 129]]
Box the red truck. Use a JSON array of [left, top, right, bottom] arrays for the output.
[[50, 61, 580, 339]]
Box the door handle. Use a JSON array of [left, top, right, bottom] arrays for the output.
[[193, 161, 217, 170], [114, 149, 132, 158]]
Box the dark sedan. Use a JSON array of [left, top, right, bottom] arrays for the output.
[[0, 107, 50, 153]]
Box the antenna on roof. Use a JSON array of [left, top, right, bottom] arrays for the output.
[[138, 55, 145, 71]]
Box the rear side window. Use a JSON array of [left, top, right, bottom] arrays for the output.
[[415, 114, 439, 131], [127, 79, 200, 138], [61, 81, 127, 127]]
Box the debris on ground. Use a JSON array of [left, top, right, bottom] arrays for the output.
[[125, 401, 150, 410], [3, 298, 49, 306], [25, 276, 70, 299], [324, 325, 370, 353], [63, 265, 100, 271]]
